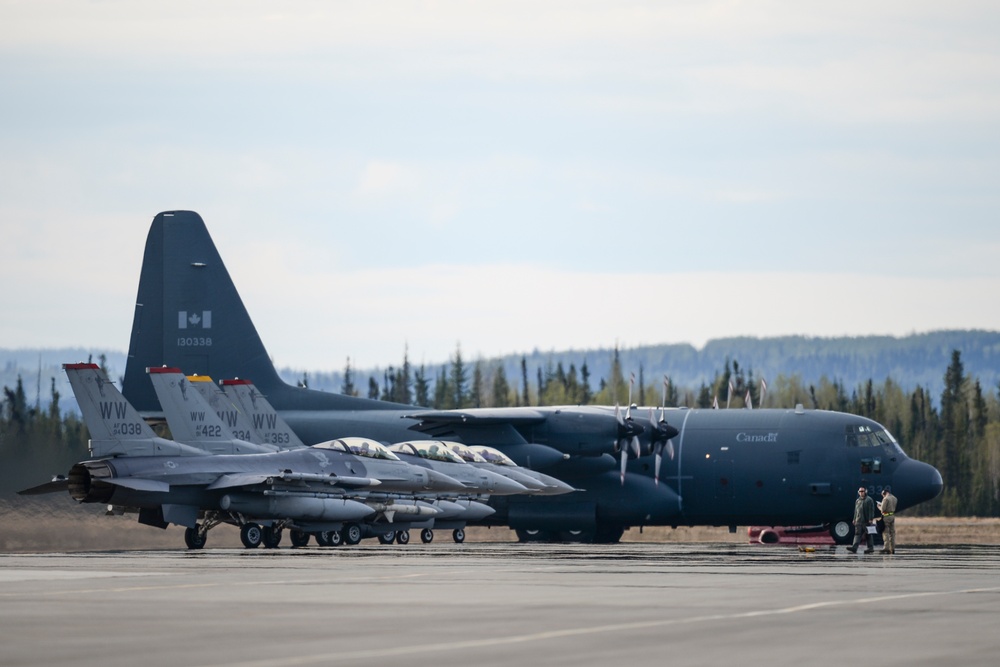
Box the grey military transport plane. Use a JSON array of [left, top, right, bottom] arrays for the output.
[[120, 211, 943, 544]]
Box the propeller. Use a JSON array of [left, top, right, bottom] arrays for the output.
[[614, 375, 643, 485], [648, 377, 679, 485]]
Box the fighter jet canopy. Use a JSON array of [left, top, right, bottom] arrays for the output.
[[313, 438, 401, 461], [471, 445, 518, 467], [390, 441, 467, 464]]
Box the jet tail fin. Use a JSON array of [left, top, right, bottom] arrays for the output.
[[120, 210, 408, 421], [146, 367, 278, 454], [221, 379, 307, 449], [64, 363, 207, 458]]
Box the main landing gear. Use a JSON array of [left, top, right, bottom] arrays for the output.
[[829, 520, 854, 545]]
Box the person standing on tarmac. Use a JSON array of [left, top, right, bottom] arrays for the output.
[[878, 487, 898, 554], [847, 487, 876, 553]]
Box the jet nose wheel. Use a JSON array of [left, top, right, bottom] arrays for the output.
[[420, 528, 434, 543], [452, 528, 465, 543], [240, 523, 263, 549]]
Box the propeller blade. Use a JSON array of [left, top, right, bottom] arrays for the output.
[[620, 449, 628, 486], [654, 451, 662, 485], [630, 435, 640, 459], [667, 439, 675, 461], [626, 377, 634, 420]]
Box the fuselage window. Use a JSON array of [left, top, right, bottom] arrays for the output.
[[860, 457, 882, 474]]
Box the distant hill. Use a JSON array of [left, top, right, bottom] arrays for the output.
[[4, 330, 998, 411]]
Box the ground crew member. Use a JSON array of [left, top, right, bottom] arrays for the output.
[[878, 487, 898, 554], [847, 487, 875, 553]]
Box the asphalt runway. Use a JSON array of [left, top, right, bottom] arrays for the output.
[[1, 543, 998, 667]]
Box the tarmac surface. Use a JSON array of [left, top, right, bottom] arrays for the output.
[[1, 542, 998, 667]]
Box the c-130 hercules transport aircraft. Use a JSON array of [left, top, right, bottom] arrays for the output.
[[120, 211, 943, 544]]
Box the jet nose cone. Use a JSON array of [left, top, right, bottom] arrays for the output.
[[893, 459, 944, 508], [487, 471, 530, 495], [541, 476, 577, 496], [425, 469, 468, 493]]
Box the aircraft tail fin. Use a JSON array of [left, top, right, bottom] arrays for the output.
[[120, 210, 408, 419], [146, 367, 278, 454], [221, 379, 307, 449], [64, 363, 207, 458], [121, 211, 284, 414]]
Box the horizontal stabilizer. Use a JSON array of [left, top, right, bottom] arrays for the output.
[[17, 476, 70, 496]]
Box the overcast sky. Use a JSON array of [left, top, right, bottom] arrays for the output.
[[2, 1, 999, 371]]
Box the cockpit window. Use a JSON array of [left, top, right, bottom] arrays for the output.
[[846, 425, 881, 447], [471, 446, 517, 466], [845, 425, 904, 454]]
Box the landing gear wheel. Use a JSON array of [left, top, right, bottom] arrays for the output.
[[377, 531, 396, 545], [829, 520, 854, 545], [240, 523, 263, 549], [328, 530, 344, 547], [452, 528, 465, 543], [557, 529, 589, 543], [184, 526, 206, 550], [396, 530, 410, 545], [289, 530, 310, 548], [420, 528, 434, 544], [514, 528, 551, 543], [343, 523, 363, 545], [262, 526, 282, 549]]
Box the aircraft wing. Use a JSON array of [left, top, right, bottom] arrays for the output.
[[206, 473, 273, 490], [103, 478, 172, 493], [404, 409, 544, 442]]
